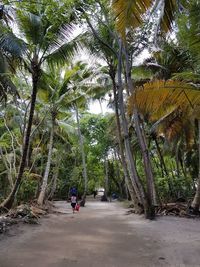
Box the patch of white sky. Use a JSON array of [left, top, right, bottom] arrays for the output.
[[12, 16, 151, 115], [72, 26, 151, 115]]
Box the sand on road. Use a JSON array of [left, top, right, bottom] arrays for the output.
[[0, 200, 200, 267]]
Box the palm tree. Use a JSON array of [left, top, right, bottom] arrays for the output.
[[60, 62, 99, 203], [36, 62, 97, 204], [112, 0, 178, 40], [111, 0, 185, 218], [36, 67, 78, 205], [79, 4, 145, 212], [128, 80, 200, 210], [0, 3, 80, 210]]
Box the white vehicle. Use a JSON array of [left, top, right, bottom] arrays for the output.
[[97, 188, 105, 196]]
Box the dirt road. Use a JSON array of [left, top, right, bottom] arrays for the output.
[[0, 200, 200, 267]]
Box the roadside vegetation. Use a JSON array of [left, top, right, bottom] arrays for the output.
[[0, 0, 200, 222]]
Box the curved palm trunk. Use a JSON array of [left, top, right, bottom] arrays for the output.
[[117, 42, 147, 212], [37, 115, 55, 205], [110, 71, 142, 212], [123, 45, 156, 219], [0, 70, 39, 211], [75, 103, 88, 202], [191, 120, 200, 212], [134, 110, 157, 215]]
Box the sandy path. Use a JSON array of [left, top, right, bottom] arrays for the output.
[[0, 200, 200, 267]]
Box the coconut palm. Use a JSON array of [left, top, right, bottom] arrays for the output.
[[128, 80, 200, 210], [36, 61, 100, 204], [112, 0, 179, 40], [0, 2, 81, 210], [36, 67, 79, 205]]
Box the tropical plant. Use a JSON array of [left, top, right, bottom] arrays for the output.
[[0, 1, 80, 210]]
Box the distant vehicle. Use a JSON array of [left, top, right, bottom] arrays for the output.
[[97, 188, 105, 196]]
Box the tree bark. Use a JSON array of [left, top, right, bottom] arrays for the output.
[[48, 164, 59, 200], [104, 157, 109, 200], [117, 41, 147, 211], [74, 103, 88, 202], [37, 114, 55, 205], [133, 111, 156, 216], [191, 120, 200, 212], [153, 134, 168, 176], [123, 45, 156, 219], [0, 68, 40, 211], [110, 70, 142, 212], [0, 148, 14, 189]]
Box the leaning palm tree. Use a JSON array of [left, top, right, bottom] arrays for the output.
[[61, 62, 98, 203], [112, 0, 183, 218], [36, 62, 97, 205], [0, 3, 80, 210], [36, 67, 78, 205], [128, 80, 200, 212]]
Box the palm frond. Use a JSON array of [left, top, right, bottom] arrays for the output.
[[112, 0, 153, 38], [45, 37, 80, 66], [0, 31, 27, 58], [160, 0, 177, 33], [16, 10, 44, 45], [128, 80, 200, 118], [56, 119, 77, 143], [173, 72, 200, 83], [0, 74, 19, 102]]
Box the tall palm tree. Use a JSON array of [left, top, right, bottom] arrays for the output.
[[79, 4, 144, 212], [36, 62, 98, 204], [128, 80, 200, 209], [61, 62, 99, 202], [36, 67, 78, 205], [0, 3, 80, 210]]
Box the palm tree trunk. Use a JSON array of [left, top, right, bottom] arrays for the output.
[[48, 164, 59, 200], [134, 110, 156, 216], [113, 151, 123, 197], [98, 99, 104, 114], [0, 148, 14, 189], [0, 70, 39, 211], [110, 70, 142, 212], [74, 103, 88, 201], [37, 115, 55, 205], [123, 44, 156, 219], [117, 41, 147, 212], [191, 120, 200, 213], [104, 157, 109, 200], [153, 134, 168, 176]]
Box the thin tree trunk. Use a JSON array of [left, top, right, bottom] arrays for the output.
[[191, 120, 200, 212], [74, 103, 88, 201], [0, 69, 39, 211], [134, 111, 157, 207], [37, 115, 55, 205], [104, 157, 109, 200], [123, 45, 156, 219], [48, 164, 59, 200], [0, 148, 14, 189], [153, 135, 168, 176], [111, 73, 142, 212], [98, 99, 104, 114], [117, 41, 147, 212], [113, 151, 123, 197]]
